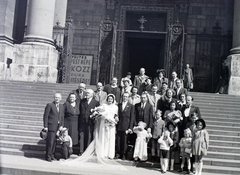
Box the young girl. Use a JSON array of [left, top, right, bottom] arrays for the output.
[[193, 119, 209, 175], [167, 121, 179, 171], [158, 126, 173, 173], [58, 127, 73, 159], [179, 128, 192, 174], [133, 121, 152, 161]]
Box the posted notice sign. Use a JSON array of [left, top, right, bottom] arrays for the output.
[[70, 54, 93, 84]]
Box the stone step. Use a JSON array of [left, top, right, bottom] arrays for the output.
[[0, 147, 45, 159], [208, 145, 240, 154], [0, 123, 42, 131], [204, 157, 240, 168], [203, 164, 240, 174], [203, 129, 240, 136], [0, 118, 42, 126], [210, 139, 240, 147], [207, 124, 240, 132], [207, 151, 240, 160], [207, 121, 240, 127], [1, 109, 43, 116], [0, 114, 42, 121], [0, 134, 44, 144], [0, 128, 40, 137], [209, 134, 240, 142]]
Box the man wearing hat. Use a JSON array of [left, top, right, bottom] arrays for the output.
[[43, 93, 64, 162], [153, 69, 168, 92]]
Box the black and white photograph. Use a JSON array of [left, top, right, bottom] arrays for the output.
[[0, 0, 239, 175]]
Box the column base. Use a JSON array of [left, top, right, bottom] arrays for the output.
[[230, 46, 240, 54], [225, 54, 240, 96], [0, 43, 59, 83], [0, 35, 14, 45], [23, 35, 54, 46]]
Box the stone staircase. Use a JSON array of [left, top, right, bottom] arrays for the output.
[[0, 80, 240, 174]]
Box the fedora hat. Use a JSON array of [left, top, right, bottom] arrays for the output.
[[40, 129, 47, 140]]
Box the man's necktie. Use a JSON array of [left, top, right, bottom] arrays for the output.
[[56, 104, 59, 113]]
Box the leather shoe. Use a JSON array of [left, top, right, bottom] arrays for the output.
[[51, 157, 57, 161], [46, 158, 52, 162], [122, 155, 126, 160]]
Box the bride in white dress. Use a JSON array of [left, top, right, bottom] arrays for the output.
[[62, 94, 122, 168]]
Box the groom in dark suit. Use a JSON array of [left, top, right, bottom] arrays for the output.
[[135, 92, 153, 132], [43, 93, 64, 161], [117, 92, 135, 159], [79, 89, 100, 155]]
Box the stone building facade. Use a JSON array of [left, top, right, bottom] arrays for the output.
[[1, 0, 240, 94]]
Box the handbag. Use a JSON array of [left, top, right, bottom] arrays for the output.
[[190, 82, 194, 89]]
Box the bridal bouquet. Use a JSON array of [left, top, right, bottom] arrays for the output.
[[90, 106, 104, 119]]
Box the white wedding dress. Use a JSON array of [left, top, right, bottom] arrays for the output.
[[61, 103, 126, 171]]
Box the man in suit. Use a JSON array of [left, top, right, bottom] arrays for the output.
[[133, 68, 149, 95], [169, 71, 179, 89], [79, 89, 100, 155], [94, 82, 107, 105], [157, 88, 178, 117], [181, 95, 201, 135], [174, 79, 188, 100], [147, 84, 161, 113], [183, 64, 194, 91], [103, 77, 121, 104], [67, 83, 87, 103], [43, 93, 64, 161], [135, 92, 153, 132], [117, 92, 135, 159], [153, 69, 168, 92]]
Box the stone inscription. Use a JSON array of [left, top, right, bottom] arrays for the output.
[[70, 54, 93, 84]]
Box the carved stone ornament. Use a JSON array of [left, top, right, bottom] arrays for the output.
[[178, 3, 189, 13], [138, 16, 147, 31], [106, 0, 115, 10]]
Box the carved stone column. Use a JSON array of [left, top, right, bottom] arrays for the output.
[[54, 0, 68, 27], [226, 0, 240, 95], [230, 0, 240, 54], [0, 0, 16, 44], [23, 0, 56, 46]]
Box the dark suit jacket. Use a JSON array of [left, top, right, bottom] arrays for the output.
[[103, 84, 121, 104], [153, 77, 169, 91], [43, 102, 64, 132], [79, 98, 99, 127], [182, 105, 201, 130], [135, 102, 153, 129], [157, 96, 178, 116], [117, 102, 135, 131], [174, 87, 188, 99], [67, 89, 87, 104]]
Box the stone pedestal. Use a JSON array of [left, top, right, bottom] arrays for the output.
[[225, 54, 240, 96], [0, 44, 58, 82]]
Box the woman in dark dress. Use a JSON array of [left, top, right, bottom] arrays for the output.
[[64, 93, 80, 145]]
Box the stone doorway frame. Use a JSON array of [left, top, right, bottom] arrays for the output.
[[114, 5, 174, 79]]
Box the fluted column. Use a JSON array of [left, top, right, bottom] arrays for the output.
[[230, 0, 240, 54], [54, 0, 68, 27], [0, 0, 16, 44], [23, 0, 56, 46]]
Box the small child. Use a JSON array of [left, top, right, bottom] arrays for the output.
[[167, 121, 179, 171], [158, 126, 173, 173], [193, 119, 209, 175], [58, 127, 73, 159], [179, 128, 193, 174], [133, 121, 152, 161], [151, 110, 165, 162]]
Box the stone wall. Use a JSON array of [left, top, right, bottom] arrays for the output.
[[184, 0, 233, 67], [67, 0, 106, 85]]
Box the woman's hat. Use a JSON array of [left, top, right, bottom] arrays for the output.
[[122, 77, 130, 83], [166, 121, 176, 130], [195, 118, 206, 129], [40, 129, 47, 140], [127, 72, 131, 76], [61, 127, 68, 133]]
